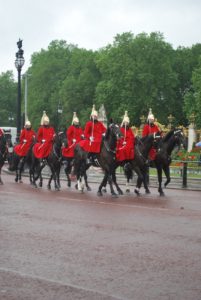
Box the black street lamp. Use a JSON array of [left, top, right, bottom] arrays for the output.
[[15, 39, 25, 141], [57, 101, 63, 131]]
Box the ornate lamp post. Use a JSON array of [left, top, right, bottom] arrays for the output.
[[140, 115, 146, 128], [8, 114, 14, 126], [15, 39, 25, 141], [189, 113, 195, 125], [57, 101, 63, 131], [167, 114, 174, 129]]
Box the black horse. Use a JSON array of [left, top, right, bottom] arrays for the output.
[[0, 133, 13, 184], [143, 128, 186, 196], [123, 132, 161, 195], [73, 122, 122, 196], [8, 140, 38, 184], [31, 132, 66, 190]]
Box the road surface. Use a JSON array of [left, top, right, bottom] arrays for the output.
[[0, 172, 201, 300]]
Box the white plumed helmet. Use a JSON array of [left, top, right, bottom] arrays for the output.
[[90, 104, 98, 118], [147, 108, 155, 121], [41, 111, 49, 125], [25, 120, 31, 127], [72, 112, 79, 124], [121, 110, 130, 126]]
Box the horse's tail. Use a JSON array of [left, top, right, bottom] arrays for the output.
[[73, 144, 87, 176], [8, 152, 20, 171]]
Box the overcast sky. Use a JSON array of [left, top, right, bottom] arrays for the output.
[[0, 0, 200, 78]]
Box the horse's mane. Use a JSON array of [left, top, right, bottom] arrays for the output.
[[162, 129, 174, 143], [104, 125, 111, 140]]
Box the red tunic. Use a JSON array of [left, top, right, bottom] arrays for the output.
[[62, 125, 83, 158], [79, 120, 106, 153], [33, 126, 55, 159], [116, 127, 135, 161], [142, 123, 160, 160], [0, 128, 4, 137], [14, 128, 36, 157]]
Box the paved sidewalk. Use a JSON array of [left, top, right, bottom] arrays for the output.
[[3, 163, 201, 191]]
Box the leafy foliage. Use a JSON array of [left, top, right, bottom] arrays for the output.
[[2, 33, 201, 131], [0, 71, 16, 126]]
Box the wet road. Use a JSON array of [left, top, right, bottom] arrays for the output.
[[1, 173, 201, 300]]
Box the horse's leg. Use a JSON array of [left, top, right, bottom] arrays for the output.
[[47, 174, 53, 190], [107, 173, 118, 197], [133, 167, 144, 196], [57, 165, 61, 189], [39, 174, 43, 187], [0, 167, 3, 185], [84, 172, 91, 191], [49, 165, 59, 191], [63, 160, 72, 187], [13, 156, 20, 182], [157, 166, 164, 196], [97, 173, 108, 196], [15, 168, 19, 182], [123, 162, 132, 193], [142, 165, 151, 194], [76, 171, 85, 193], [112, 170, 123, 195], [18, 157, 25, 183], [163, 165, 171, 187]]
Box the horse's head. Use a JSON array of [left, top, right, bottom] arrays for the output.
[[106, 122, 122, 141], [0, 133, 13, 162], [54, 132, 67, 148], [173, 128, 187, 150]]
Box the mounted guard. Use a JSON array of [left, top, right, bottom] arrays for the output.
[[79, 104, 106, 163], [142, 108, 161, 160], [116, 111, 135, 162], [33, 111, 55, 159], [14, 120, 36, 157], [62, 112, 84, 158]]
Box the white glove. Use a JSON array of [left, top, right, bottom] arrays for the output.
[[102, 133, 105, 137], [72, 139, 76, 143], [23, 139, 27, 143], [123, 141, 127, 146], [81, 134, 85, 139], [89, 136, 94, 142], [42, 139, 46, 143]]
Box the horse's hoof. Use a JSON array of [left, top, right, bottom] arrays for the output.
[[47, 185, 51, 190], [126, 189, 130, 193], [118, 190, 123, 195], [15, 178, 18, 182], [112, 193, 118, 198], [87, 186, 92, 191], [19, 180, 23, 183], [102, 188, 107, 193], [97, 191, 103, 196], [145, 189, 151, 194], [55, 187, 60, 191], [134, 189, 140, 196], [67, 182, 71, 187], [160, 192, 165, 197]]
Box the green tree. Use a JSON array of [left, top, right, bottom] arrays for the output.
[[95, 32, 177, 125], [184, 55, 201, 127], [27, 40, 75, 129], [60, 48, 100, 126], [0, 71, 16, 126]]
